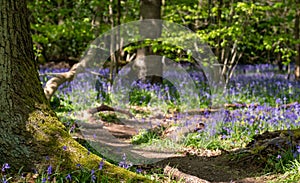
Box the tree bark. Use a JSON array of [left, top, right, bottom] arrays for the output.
[[0, 0, 48, 170], [134, 0, 163, 84], [0, 0, 149, 181]]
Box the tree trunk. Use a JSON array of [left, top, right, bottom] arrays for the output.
[[295, 5, 300, 80], [0, 0, 48, 170], [135, 0, 162, 84], [0, 0, 149, 181], [216, 0, 223, 63]]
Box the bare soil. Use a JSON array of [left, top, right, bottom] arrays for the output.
[[75, 113, 278, 183]]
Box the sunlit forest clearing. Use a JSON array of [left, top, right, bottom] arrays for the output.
[[0, 0, 300, 183]]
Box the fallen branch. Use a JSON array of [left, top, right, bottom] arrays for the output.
[[280, 102, 299, 108], [87, 104, 135, 118], [224, 103, 259, 109], [43, 41, 106, 100], [164, 165, 210, 183], [43, 63, 82, 100]]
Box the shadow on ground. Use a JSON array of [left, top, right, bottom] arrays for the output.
[[154, 150, 275, 183]]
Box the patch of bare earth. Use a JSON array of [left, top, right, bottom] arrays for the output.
[[78, 120, 276, 182], [154, 148, 278, 183]]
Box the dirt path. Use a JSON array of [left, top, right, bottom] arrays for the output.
[[74, 111, 183, 165], [73, 109, 276, 183], [155, 151, 273, 183]]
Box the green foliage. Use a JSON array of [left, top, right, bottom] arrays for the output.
[[129, 89, 153, 106], [50, 95, 74, 112], [163, 1, 299, 65], [279, 159, 300, 182], [28, 0, 138, 62], [128, 84, 180, 107], [29, 0, 300, 69], [264, 146, 300, 183], [0, 163, 117, 183], [131, 129, 161, 145], [28, 1, 99, 61], [99, 113, 119, 123]]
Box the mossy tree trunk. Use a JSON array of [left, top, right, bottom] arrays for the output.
[[0, 0, 48, 170], [0, 0, 149, 181]]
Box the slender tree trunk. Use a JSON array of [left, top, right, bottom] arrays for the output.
[[216, 0, 222, 63], [295, 5, 300, 80], [116, 0, 121, 73], [0, 1, 150, 181], [208, 0, 212, 24], [136, 0, 162, 84], [108, 0, 115, 93]]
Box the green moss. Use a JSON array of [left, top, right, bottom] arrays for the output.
[[250, 145, 266, 154], [27, 108, 152, 182]]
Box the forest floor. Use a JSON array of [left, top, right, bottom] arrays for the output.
[[44, 62, 283, 183], [74, 109, 279, 183], [154, 148, 277, 183]]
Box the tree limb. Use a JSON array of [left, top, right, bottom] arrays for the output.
[[43, 63, 81, 100]]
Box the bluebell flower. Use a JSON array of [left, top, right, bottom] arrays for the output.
[[136, 168, 142, 174], [47, 165, 52, 175], [65, 174, 72, 181], [69, 125, 75, 133], [277, 154, 281, 159], [119, 154, 133, 169], [275, 98, 282, 105], [2, 176, 8, 183], [99, 159, 104, 170], [119, 161, 132, 169], [91, 169, 96, 183], [296, 145, 300, 153], [1, 163, 10, 172]]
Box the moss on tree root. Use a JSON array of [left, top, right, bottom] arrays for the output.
[[233, 129, 300, 167], [27, 106, 152, 182]]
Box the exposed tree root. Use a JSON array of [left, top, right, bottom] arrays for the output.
[[164, 165, 210, 183], [232, 129, 300, 168], [27, 107, 151, 182]]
